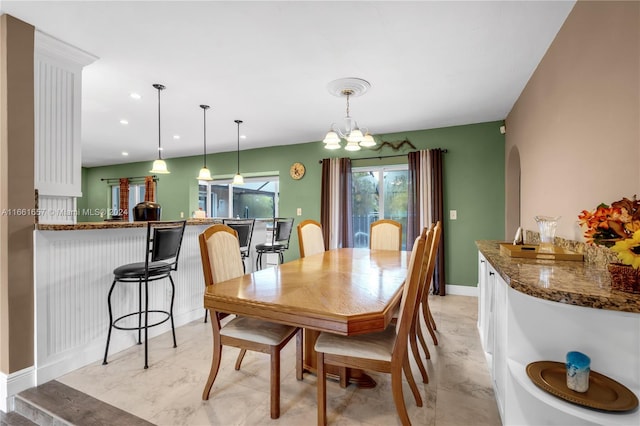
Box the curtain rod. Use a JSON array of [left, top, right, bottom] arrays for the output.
[[318, 149, 448, 164], [100, 175, 158, 182]]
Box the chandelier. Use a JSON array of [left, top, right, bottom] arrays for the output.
[[322, 78, 376, 151]]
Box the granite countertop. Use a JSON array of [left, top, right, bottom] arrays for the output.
[[476, 240, 640, 314], [36, 218, 221, 231]]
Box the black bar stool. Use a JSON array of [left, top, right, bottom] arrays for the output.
[[255, 218, 294, 270], [103, 220, 186, 369]]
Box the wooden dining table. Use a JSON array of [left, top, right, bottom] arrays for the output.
[[203, 247, 409, 387]]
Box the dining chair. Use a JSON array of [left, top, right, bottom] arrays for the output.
[[103, 220, 186, 369], [315, 229, 429, 426], [222, 218, 255, 273], [370, 219, 402, 251], [297, 219, 325, 258], [255, 217, 294, 269], [199, 224, 302, 419], [421, 221, 442, 347]]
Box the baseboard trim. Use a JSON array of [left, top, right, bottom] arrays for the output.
[[0, 367, 35, 413], [444, 284, 478, 297]]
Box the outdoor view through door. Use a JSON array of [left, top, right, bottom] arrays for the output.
[[352, 165, 408, 249], [198, 177, 279, 218]]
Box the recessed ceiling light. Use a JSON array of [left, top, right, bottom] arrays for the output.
[[130, 93, 141, 100], [122, 152, 129, 156], [173, 135, 180, 140], [120, 119, 129, 125], [158, 147, 164, 151], [240, 135, 247, 139]]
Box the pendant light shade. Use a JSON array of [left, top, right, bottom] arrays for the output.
[[150, 83, 170, 174], [233, 120, 244, 185], [197, 104, 213, 181]]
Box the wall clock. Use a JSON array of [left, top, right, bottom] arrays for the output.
[[289, 162, 305, 180]]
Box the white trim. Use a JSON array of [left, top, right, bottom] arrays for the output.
[[445, 283, 478, 297], [34, 30, 98, 67], [0, 367, 35, 413]]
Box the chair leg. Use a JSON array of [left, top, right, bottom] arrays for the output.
[[422, 297, 438, 345], [270, 347, 281, 419], [234, 349, 247, 370], [202, 313, 222, 400], [256, 251, 262, 270], [295, 329, 303, 381], [416, 315, 431, 360], [204, 309, 208, 323], [317, 352, 327, 426], [137, 278, 143, 344], [169, 275, 177, 348], [403, 354, 423, 408], [394, 362, 414, 426], [102, 280, 117, 365], [409, 321, 429, 384], [144, 279, 149, 369]]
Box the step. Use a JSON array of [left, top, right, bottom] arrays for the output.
[[0, 410, 37, 426], [14, 381, 152, 426]]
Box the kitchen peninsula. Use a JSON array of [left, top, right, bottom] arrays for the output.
[[33, 219, 269, 384], [476, 240, 639, 425]]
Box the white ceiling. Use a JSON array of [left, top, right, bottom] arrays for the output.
[[0, 1, 576, 167]]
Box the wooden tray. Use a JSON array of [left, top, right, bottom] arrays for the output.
[[526, 361, 639, 412], [500, 243, 583, 261]]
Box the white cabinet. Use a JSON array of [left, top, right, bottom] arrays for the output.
[[477, 253, 507, 422], [477, 249, 640, 426]]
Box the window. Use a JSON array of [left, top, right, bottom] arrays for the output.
[[352, 165, 408, 249], [199, 176, 279, 218], [111, 184, 146, 221]]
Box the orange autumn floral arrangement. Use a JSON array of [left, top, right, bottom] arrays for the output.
[[578, 196, 640, 269]]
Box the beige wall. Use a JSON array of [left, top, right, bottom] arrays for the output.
[[0, 14, 35, 374], [506, 0, 639, 241]]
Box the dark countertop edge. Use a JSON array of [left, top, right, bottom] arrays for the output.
[[35, 217, 278, 231], [36, 219, 220, 231], [476, 240, 640, 314]]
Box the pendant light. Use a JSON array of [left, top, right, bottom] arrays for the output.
[[232, 120, 244, 185], [197, 105, 213, 181], [150, 83, 170, 174]]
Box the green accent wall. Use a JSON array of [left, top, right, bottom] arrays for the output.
[[80, 121, 505, 287]]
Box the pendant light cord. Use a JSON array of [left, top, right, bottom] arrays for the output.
[[235, 120, 243, 174], [155, 84, 163, 160], [203, 106, 207, 168]]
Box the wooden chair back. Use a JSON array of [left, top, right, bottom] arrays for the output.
[[297, 219, 325, 258], [199, 224, 245, 287], [370, 219, 402, 250]]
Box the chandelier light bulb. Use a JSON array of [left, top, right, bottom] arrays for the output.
[[344, 140, 362, 151], [359, 133, 376, 147], [323, 131, 340, 145]]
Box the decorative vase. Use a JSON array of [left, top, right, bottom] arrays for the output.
[[535, 216, 560, 253], [608, 263, 640, 294]]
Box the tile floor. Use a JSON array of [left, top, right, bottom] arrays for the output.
[[58, 295, 501, 426]]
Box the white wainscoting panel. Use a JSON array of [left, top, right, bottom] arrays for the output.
[[34, 224, 209, 384]]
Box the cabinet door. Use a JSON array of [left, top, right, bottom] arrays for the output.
[[478, 254, 494, 352], [492, 273, 508, 420]]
